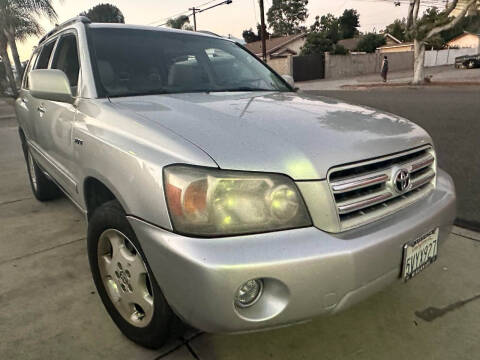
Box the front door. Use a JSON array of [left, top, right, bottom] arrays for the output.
[[33, 33, 81, 198]]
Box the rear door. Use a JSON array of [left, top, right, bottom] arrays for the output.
[[35, 32, 81, 197], [16, 50, 40, 142], [22, 39, 57, 177]]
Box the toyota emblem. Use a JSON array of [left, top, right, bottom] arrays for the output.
[[394, 169, 411, 193]]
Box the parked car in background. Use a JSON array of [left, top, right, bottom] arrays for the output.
[[455, 54, 480, 69], [15, 17, 456, 349]]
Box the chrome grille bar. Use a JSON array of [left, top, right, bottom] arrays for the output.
[[411, 169, 435, 189], [337, 192, 393, 215], [331, 173, 389, 194], [328, 146, 436, 231], [410, 154, 434, 172]]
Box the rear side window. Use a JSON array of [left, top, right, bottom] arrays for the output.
[[23, 51, 39, 89], [35, 40, 56, 69], [51, 34, 80, 96]]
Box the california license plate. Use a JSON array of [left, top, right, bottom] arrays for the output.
[[402, 229, 439, 281]]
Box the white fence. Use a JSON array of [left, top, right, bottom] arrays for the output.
[[424, 48, 479, 67]]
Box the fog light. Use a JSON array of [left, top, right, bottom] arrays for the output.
[[235, 279, 263, 308]]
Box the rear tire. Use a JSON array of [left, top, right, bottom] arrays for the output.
[[24, 146, 61, 201], [87, 200, 176, 349]]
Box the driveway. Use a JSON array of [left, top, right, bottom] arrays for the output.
[[303, 86, 480, 231], [1, 97, 480, 359]]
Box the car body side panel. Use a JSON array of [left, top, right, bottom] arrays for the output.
[[73, 99, 218, 228]]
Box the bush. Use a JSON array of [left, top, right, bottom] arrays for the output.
[[355, 33, 386, 53], [300, 32, 333, 55], [331, 44, 349, 55]]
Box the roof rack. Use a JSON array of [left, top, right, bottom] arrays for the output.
[[38, 16, 91, 45]]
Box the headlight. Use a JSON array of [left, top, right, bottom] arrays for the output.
[[164, 165, 312, 237]]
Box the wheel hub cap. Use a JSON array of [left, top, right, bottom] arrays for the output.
[[97, 229, 154, 327]]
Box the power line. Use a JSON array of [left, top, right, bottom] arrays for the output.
[[147, 0, 219, 26], [157, 0, 233, 29]]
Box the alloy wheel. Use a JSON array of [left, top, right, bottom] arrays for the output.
[[97, 229, 154, 328]]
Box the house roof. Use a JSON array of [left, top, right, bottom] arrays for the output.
[[337, 37, 361, 51], [384, 33, 403, 44], [377, 43, 414, 50], [245, 33, 306, 56], [447, 31, 480, 44]]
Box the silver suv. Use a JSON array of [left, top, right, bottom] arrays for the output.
[[15, 17, 456, 348]]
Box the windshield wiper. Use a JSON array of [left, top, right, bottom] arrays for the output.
[[108, 89, 171, 98], [209, 87, 278, 92]]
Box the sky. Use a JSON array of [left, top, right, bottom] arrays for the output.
[[17, 0, 446, 61]]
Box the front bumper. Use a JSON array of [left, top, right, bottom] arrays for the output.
[[129, 169, 456, 333]]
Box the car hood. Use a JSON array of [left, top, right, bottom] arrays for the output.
[[111, 91, 432, 180]]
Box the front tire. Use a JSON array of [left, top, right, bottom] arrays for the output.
[[87, 200, 175, 349]]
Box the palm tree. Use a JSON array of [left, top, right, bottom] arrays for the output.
[[0, 0, 57, 94], [0, 30, 16, 94]]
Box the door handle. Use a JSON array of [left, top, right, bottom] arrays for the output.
[[37, 105, 46, 114]]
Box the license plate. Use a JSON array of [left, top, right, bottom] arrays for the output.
[[402, 229, 439, 281]]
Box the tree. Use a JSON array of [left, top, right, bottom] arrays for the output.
[[256, 23, 271, 40], [166, 15, 193, 30], [339, 9, 360, 39], [80, 3, 125, 23], [310, 14, 341, 43], [242, 28, 259, 43], [0, 58, 7, 93], [384, 18, 408, 42], [242, 24, 271, 43], [406, 0, 479, 84], [300, 32, 333, 55], [267, 0, 309, 36], [0, 31, 16, 95], [355, 33, 386, 53], [331, 44, 349, 55], [0, 0, 57, 95]]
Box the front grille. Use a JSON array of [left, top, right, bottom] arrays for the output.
[[328, 146, 436, 231]]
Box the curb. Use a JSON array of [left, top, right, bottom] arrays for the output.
[[455, 218, 480, 233], [341, 81, 480, 90]]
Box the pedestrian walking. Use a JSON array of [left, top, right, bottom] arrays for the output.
[[381, 56, 389, 82]]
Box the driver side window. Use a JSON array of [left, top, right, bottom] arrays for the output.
[[51, 34, 80, 96]]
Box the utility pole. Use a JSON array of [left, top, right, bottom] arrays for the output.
[[259, 0, 267, 62], [189, 7, 198, 31], [188, 1, 232, 31]]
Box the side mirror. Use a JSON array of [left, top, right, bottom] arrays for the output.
[[282, 74, 295, 88], [29, 69, 75, 104]]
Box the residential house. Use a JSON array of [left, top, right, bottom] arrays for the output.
[[377, 33, 414, 53], [245, 33, 306, 59], [340, 33, 411, 53], [447, 32, 480, 51]]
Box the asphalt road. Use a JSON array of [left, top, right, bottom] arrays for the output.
[[305, 86, 480, 231]]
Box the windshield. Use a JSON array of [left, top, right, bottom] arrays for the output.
[[88, 27, 291, 97]]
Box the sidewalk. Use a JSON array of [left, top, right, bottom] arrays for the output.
[[297, 65, 480, 91]]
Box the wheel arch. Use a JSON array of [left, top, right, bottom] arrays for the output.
[[83, 175, 129, 219]]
